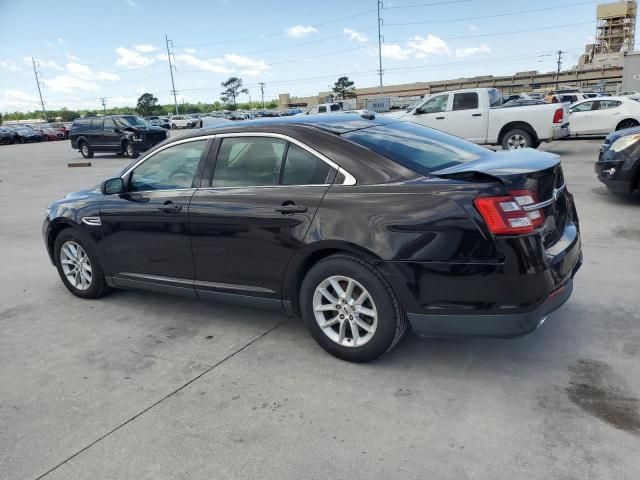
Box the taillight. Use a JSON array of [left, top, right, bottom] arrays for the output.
[[553, 108, 563, 124], [474, 189, 544, 235]]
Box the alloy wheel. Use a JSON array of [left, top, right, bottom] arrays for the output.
[[81, 144, 89, 156], [60, 241, 92, 291], [312, 275, 378, 348], [507, 134, 527, 149], [126, 143, 134, 157]]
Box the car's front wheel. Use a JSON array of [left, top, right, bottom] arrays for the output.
[[53, 229, 110, 299], [300, 254, 407, 362], [124, 141, 137, 158]]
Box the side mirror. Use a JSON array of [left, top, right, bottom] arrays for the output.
[[114, 127, 122, 133], [413, 108, 423, 115], [102, 177, 124, 195]]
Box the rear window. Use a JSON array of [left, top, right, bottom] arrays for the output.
[[342, 121, 489, 174]]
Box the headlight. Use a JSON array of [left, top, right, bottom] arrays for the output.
[[610, 133, 640, 152]]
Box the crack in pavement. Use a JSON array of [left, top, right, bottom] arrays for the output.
[[33, 317, 290, 480]]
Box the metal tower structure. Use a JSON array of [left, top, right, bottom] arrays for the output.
[[594, 1, 637, 54]]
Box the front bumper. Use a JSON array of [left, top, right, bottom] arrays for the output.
[[595, 148, 636, 195]]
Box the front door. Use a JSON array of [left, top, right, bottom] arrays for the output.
[[444, 91, 485, 143], [190, 135, 335, 301], [100, 138, 211, 288], [100, 117, 120, 151], [569, 100, 596, 135], [409, 93, 450, 131]]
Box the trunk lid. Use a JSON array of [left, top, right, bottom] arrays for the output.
[[433, 149, 571, 247]]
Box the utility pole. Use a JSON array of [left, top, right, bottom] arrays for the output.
[[165, 34, 179, 115], [259, 82, 265, 109], [556, 50, 563, 90], [31, 57, 48, 122], [377, 0, 384, 95], [100, 97, 107, 115]]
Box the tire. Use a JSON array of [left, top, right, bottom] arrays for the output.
[[79, 141, 94, 158], [171, 123, 177, 129], [300, 254, 407, 362], [616, 119, 639, 131], [53, 229, 110, 299], [124, 141, 137, 158], [501, 128, 533, 150], [187, 122, 193, 129]]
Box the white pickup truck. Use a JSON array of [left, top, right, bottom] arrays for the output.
[[396, 88, 569, 150]]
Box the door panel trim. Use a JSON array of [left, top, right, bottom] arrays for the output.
[[117, 272, 275, 294]]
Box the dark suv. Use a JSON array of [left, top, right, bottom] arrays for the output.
[[70, 115, 168, 158]]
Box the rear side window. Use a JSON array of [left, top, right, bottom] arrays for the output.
[[90, 119, 103, 132], [343, 121, 489, 174], [72, 119, 91, 133], [330, 104, 341, 111], [318, 106, 327, 113], [212, 137, 286, 187], [598, 100, 622, 110], [452, 92, 479, 111], [282, 144, 333, 185], [570, 101, 595, 113]]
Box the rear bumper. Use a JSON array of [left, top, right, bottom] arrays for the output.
[[408, 279, 574, 338], [548, 124, 570, 141]]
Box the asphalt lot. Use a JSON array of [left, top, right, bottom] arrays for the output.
[[1, 137, 639, 480]]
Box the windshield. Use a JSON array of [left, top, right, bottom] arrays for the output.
[[117, 116, 148, 127], [342, 121, 490, 175]]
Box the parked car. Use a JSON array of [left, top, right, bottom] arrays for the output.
[[70, 115, 168, 158], [30, 125, 64, 141], [169, 115, 194, 129], [43, 114, 581, 362], [300, 103, 344, 115], [594, 126, 640, 197], [549, 93, 589, 104], [0, 128, 16, 144], [568, 97, 640, 137], [617, 90, 640, 97], [398, 88, 569, 149], [11, 126, 44, 143], [48, 122, 71, 139]]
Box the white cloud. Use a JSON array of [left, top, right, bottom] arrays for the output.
[[380, 44, 413, 61], [285, 25, 318, 38], [124, 0, 136, 6], [42, 75, 99, 93], [134, 44, 158, 53], [66, 62, 92, 78], [174, 53, 232, 73], [5, 89, 40, 102], [469, 24, 478, 31], [57, 38, 65, 45], [224, 53, 270, 75], [65, 53, 80, 61], [343, 28, 368, 43], [184, 48, 197, 54], [454, 44, 490, 58], [115, 46, 155, 68], [407, 34, 451, 56], [96, 71, 120, 81], [173, 52, 270, 76], [0, 60, 20, 72]]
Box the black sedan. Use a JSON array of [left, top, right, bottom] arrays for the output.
[[43, 114, 582, 362], [0, 128, 15, 144], [595, 126, 640, 197]]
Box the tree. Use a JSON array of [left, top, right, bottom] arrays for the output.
[[136, 93, 159, 117], [0, 112, 3, 125], [220, 77, 248, 110], [332, 76, 356, 99]]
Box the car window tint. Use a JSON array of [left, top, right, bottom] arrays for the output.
[[212, 137, 286, 187], [343, 121, 489, 174], [318, 106, 327, 113], [130, 140, 207, 192], [282, 144, 333, 185], [330, 104, 341, 111], [421, 95, 448, 113], [452, 92, 479, 111], [103, 118, 115, 131], [91, 119, 103, 132]]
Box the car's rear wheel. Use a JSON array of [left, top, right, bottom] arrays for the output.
[[300, 254, 407, 362], [616, 119, 639, 131], [53, 229, 109, 299], [502, 129, 532, 150], [79, 141, 94, 158]]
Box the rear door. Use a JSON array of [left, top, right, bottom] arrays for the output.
[[444, 91, 485, 142], [411, 93, 450, 130], [588, 99, 623, 134], [569, 100, 597, 135], [189, 133, 337, 302], [89, 118, 103, 150]]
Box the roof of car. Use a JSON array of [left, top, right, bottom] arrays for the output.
[[183, 113, 399, 137]]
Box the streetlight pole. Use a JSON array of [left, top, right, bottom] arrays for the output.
[[31, 57, 48, 122]]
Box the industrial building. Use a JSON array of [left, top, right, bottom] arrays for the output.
[[278, 1, 638, 110]]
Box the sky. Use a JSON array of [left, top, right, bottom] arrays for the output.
[[0, 0, 603, 112]]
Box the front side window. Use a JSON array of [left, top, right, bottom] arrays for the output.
[[318, 106, 327, 113], [570, 101, 595, 113], [452, 92, 479, 111], [282, 144, 333, 185], [103, 118, 115, 131], [419, 95, 448, 114], [212, 137, 286, 187], [343, 121, 490, 175], [330, 104, 341, 111], [130, 140, 207, 191]]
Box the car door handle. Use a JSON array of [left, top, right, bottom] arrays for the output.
[[435, 116, 445, 120], [275, 204, 307, 214], [159, 201, 182, 213], [472, 113, 482, 117]]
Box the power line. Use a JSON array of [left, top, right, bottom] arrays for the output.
[[385, 1, 597, 25], [31, 57, 48, 122], [165, 34, 179, 115]]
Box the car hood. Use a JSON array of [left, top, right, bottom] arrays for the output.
[[63, 186, 102, 201], [123, 125, 166, 134], [605, 125, 640, 143]]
